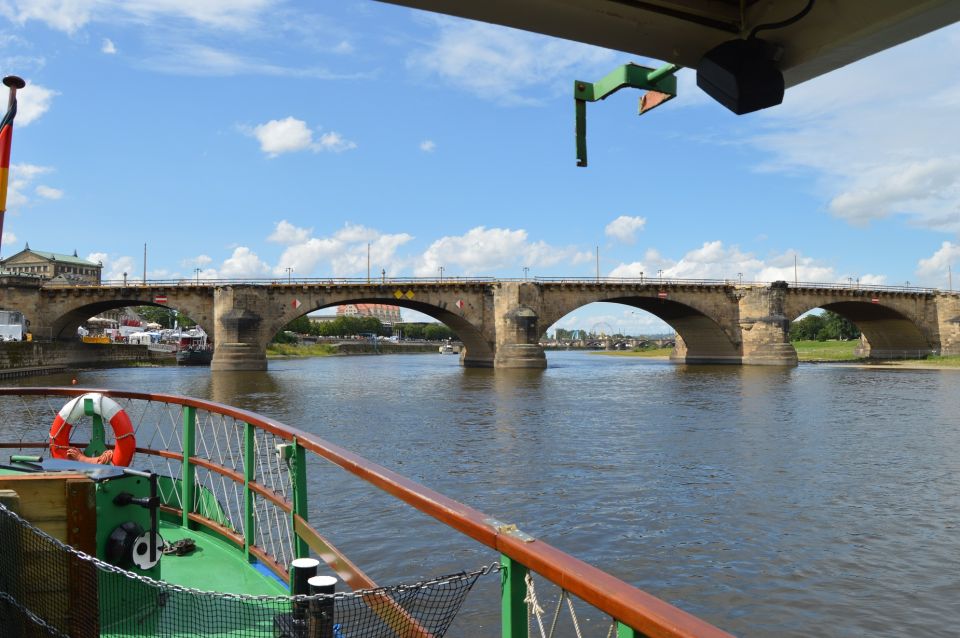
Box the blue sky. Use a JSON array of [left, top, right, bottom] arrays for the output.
[[2, 1, 959, 334]]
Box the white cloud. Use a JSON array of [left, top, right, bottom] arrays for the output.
[[8, 163, 53, 210], [333, 41, 353, 55], [604, 215, 646, 243], [97, 255, 136, 281], [749, 24, 960, 232], [608, 241, 840, 284], [35, 185, 62, 200], [330, 232, 414, 276], [2, 231, 17, 246], [180, 254, 213, 269], [0, 0, 275, 34], [16, 83, 56, 126], [268, 220, 312, 245], [271, 222, 414, 278], [249, 117, 356, 157], [219, 246, 270, 278], [274, 237, 342, 276], [101, 38, 117, 54], [316, 131, 356, 153], [251, 117, 313, 156], [917, 241, 960, 286], [333, 223, 378, 243], [419, 140, 436, 153], [414, 226, 589, 276], [141, 43, 361, 79], [407, 18, 616, 105]]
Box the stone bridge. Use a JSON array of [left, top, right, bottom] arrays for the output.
[[2, 275, 959, 370]]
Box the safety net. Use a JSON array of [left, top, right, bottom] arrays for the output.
[[0, 502, 490, 638]]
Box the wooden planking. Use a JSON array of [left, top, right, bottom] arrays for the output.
[[0, 474, 97, 638]]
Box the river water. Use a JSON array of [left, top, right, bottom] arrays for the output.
[[17, 352, 960, 637]]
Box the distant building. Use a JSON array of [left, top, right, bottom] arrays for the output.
[[1, 244, 102, 284], [336, 303, 402, 324]]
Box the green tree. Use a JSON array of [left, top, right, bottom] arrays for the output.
[[821, 310, 860, 340], [790, 310, 860, 341], [283, 315, 313, 335], [790, 314, 825, 341]]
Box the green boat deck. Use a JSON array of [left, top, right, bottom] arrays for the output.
[[157, 521, 287, 596]]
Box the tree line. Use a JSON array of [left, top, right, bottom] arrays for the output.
[[789, 310, 860, 341], [277, 315, 456, 341]]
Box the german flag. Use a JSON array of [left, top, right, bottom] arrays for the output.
[[0, 76, 25, 250], [0, 78, 22, 213], [0, 101, 16, 215]]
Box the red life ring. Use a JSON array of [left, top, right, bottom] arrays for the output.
[[49, 393, 136, 466]]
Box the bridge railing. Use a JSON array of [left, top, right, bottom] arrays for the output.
[[38, 275, 945, 295], [0, 387, 734, 638]]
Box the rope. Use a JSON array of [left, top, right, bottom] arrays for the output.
[[524, 571, 585, 638]]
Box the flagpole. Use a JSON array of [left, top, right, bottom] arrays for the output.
[[0, 75, 25, 260]]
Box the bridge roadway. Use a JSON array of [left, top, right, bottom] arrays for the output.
[[2, 275, 959, 370]]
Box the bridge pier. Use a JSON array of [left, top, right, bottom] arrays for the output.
[[738, 282, 798, 366], [492, 282, 547, 369], [210, 287, 268, 371]]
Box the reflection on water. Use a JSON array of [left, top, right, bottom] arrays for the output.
[[8, 353, 960, 637]]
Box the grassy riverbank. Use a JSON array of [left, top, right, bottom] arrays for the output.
[[591, 347, 673, 358], [266, 343, 338, 357], [792, 340, 860, 361], [594, 340, 960, 368]]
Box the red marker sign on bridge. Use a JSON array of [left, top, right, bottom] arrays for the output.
[[871, 297, 880, 304], [154, 295, 167, 304], [657, 291, 668, 299]]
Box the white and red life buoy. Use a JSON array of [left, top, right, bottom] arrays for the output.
[[49, 393, 136, 466]]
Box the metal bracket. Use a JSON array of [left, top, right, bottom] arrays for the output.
[[485, 517, 535, 543], [574, 62, 679, 167]]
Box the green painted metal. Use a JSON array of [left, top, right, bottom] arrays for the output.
[[83, 396, 107, 457], [500, 554, 528, 638], [181, 406, 196, 528], [617, 622, 638, 637], [574, 62, 679, 167], [243, 421, 256, 561], [290, 439, 309, 559]]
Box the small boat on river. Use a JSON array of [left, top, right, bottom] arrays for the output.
[[172, 328, 212, 366]]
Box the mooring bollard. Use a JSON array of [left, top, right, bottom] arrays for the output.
[[291, 557, 320, 633], [307, 575, 338, 638]]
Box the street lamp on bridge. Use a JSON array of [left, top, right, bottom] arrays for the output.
[[194, 268, 200, 284], [438, 266, 444, 283], [523, 266, 529, 280], [738, 272, 743, 285], [285, 267, 293, 284]]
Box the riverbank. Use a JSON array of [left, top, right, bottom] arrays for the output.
[[0, 342, 173, 378], [267, 341, 445, 358], [592, 340, 960, 369]]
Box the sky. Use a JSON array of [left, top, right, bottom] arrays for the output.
[[2, 1, 960, 336]]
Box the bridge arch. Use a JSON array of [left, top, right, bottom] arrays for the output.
[[43, 291, 215, 342], [539, 288, 742, 364], [785, 297, 936, 358], [265, 297, 494, 367]]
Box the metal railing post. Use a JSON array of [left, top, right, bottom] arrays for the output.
[[291, 438, 309, 559], [501, 554, 528, 638], [244, 421, 256, 561], [181, 406, 196, 528]]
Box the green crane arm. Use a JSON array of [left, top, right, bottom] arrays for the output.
[[574, 63, 679, 167]]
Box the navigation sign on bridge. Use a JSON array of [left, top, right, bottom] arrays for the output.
[[154, 295, 167, 304]]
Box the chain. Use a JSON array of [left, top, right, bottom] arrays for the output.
[[0, 502, 497, 604]]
